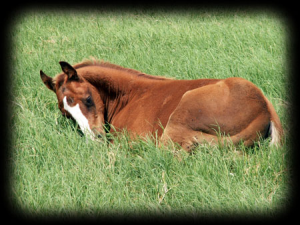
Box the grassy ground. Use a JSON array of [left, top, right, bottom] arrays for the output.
[[9, 8, 290, 219]]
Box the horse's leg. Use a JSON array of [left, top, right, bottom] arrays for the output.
[[160, 125, 220, 152], [161, 111, 270, 152]]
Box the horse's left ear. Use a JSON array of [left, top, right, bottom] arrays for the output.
[[59, 61, 79, 81], [40, 70, 55, 92]]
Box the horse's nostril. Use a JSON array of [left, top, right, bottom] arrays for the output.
[[64, 113, 71, 119], [91, 127, 104, 139], [61, 111, 71, 118]]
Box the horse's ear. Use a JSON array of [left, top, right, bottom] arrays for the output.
[[40, 70, 55, 92], [59, 61, 79, 81]]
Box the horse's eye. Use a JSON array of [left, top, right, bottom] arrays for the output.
[[85, 96, 94, 107]]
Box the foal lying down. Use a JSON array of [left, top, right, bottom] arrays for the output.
[[40, 59, 283, 151]]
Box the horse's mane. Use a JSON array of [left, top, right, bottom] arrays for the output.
[[72, 58, 171, 81]]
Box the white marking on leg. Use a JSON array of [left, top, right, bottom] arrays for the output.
[[63, 96, 94, 139], [269, 121, 279, 146]]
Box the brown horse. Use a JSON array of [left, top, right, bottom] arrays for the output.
[[40, 59, 283, 151]]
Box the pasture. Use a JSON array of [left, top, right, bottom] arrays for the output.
[[10, 8, 290, 219]]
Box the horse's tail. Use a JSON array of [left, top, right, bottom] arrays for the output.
[[265, 97, 284, 146]]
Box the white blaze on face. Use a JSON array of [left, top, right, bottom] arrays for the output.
[[63, 96, 94, 139]]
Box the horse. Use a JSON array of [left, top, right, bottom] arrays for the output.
[[40, 59, 283, 151]]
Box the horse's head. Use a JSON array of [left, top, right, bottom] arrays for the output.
[[40, 61, 105, 139]]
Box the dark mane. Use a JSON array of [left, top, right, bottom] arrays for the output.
[[72, 58, 171, 80]]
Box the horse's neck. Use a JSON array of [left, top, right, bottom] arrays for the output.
[[80, 66, 138, 122], [81, 66, 135, 94]]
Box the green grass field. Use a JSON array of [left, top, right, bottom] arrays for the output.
[[10, 9, 291, 218]]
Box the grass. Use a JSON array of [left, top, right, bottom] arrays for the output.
[[9, 8, 290, 219]]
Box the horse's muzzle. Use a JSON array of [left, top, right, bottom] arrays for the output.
[[92, 127, 105, 139]]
